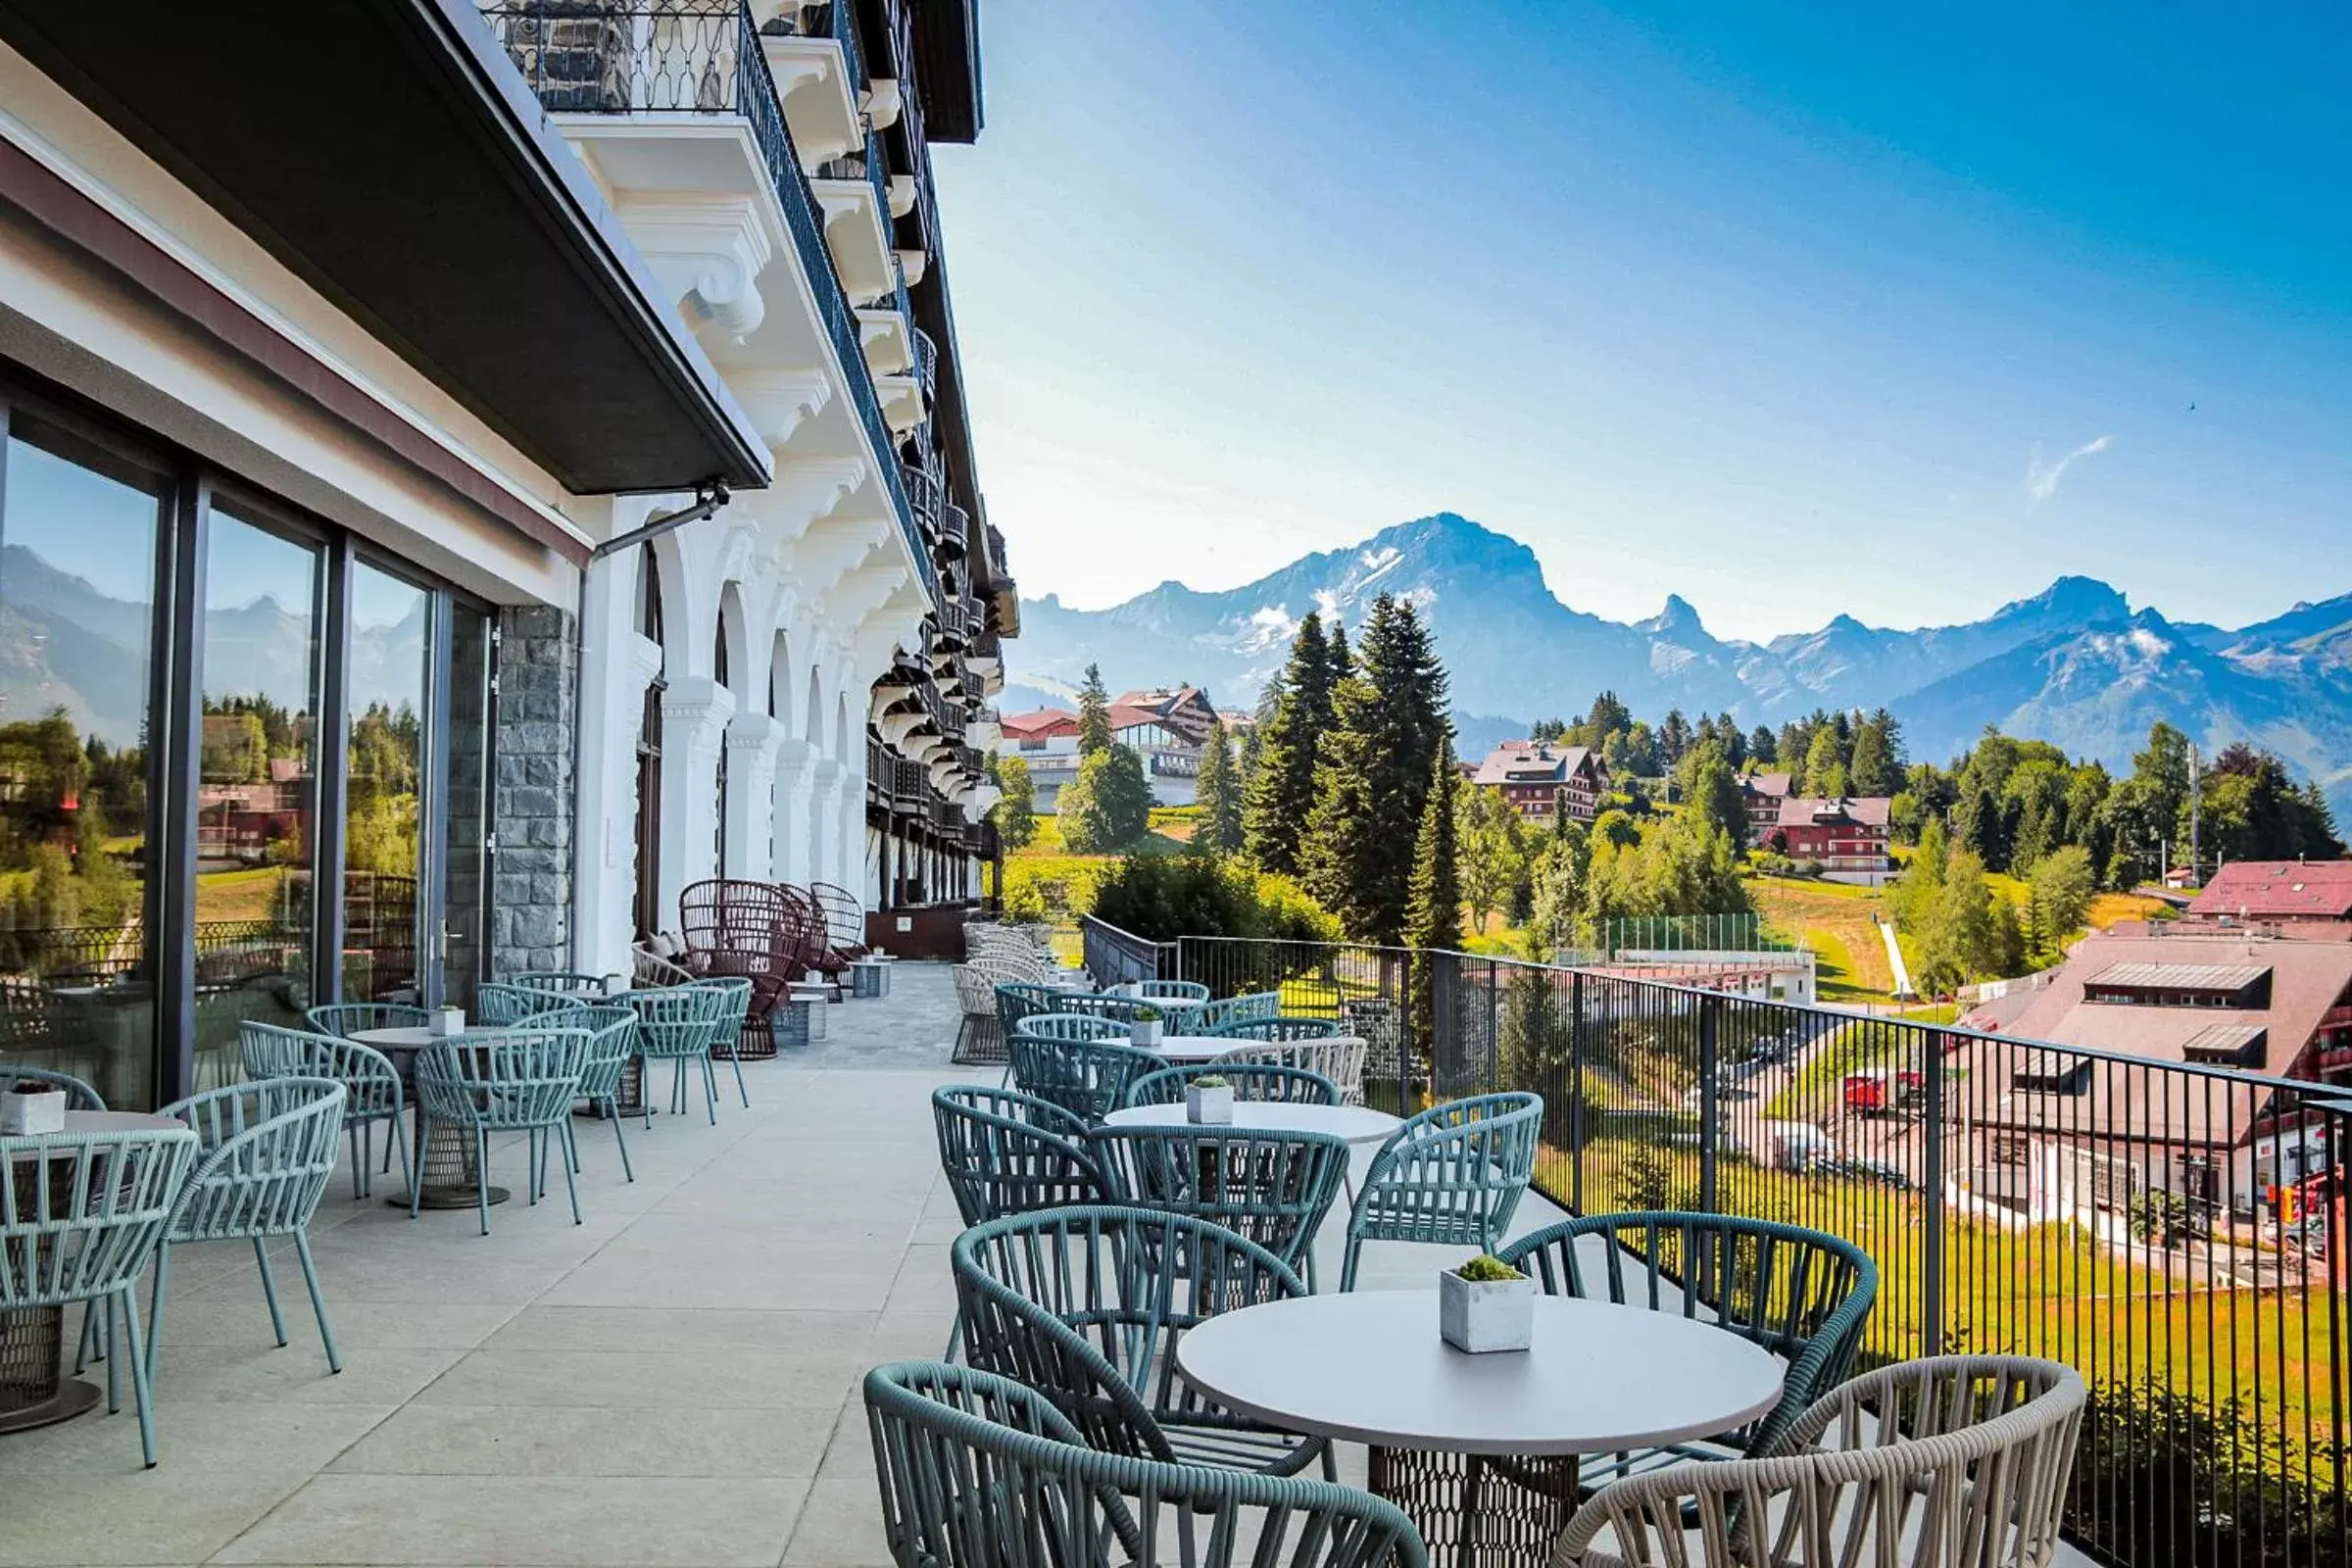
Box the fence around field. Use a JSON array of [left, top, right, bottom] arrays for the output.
[[1164, 934, 2352, 1568]]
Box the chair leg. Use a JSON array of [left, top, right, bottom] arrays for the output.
[[605, 1098, 635, 1181], [119, 1286, 160, 1468], [725, 1039, 749, 1108], [142, 1242, 172, 1385], [409, 1113, 429, 1220], [642, 1060, 656, 1131], [253, 1236, 288, 1348], [74, 1298, 98, 1372], [103, 1294, 120, 1413], [474, 1128, 492, 1236], [348, 1122, 366, 1201], [701, 1054, 718, 1125], [526, 1128, 542, 1205], [293, 1231, 342, 1374], [557, 1121, 583, 1226], [393, 1111, 417, 1208]]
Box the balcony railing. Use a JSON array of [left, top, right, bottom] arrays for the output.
[[480, 0, 940, 608], [1151, 934, 2352, 1568]]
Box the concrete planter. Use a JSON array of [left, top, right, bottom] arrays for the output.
[[1439, 1267, 1534, 1353], [429, 1007, 466, 1038], [1186, 1083, 1234, 1124], [1130, 1018, 1164, 1048], [1, 1085, 67, 1135]]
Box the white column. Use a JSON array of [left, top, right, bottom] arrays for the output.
[[571, 543, 662, 978], [770, 736, 816, 882], [808, 759, 843, 889], [660, 676, 736, 914], [835, 761, 863, 889], [722, 713, 783, 879]]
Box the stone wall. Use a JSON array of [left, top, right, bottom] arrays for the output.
[[491, 604, 578, 978]]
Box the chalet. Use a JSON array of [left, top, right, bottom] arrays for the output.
[[1472, 741, 1606, 825], [1741, 771, 1793, 835], [2183, 859, 2352, 931], [994, 686, 1222, 809], [1767, 796, 1891, 881]]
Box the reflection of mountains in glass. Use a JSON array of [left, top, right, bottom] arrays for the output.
[[0, 545, 428, 746]]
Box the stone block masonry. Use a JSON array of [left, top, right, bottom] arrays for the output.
[[491, 605, 578, 978]]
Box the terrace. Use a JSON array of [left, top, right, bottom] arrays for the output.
[[0, 966, 1575, 1567]]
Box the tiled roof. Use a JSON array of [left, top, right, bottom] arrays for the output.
[[2186, 860, 2352, 920], [2088, 961, 2269, 993], [997, 709, 1074, 739], [1743, 771, 1793, 799], [1472, 743, 1595, 788], [1774, 795, 1892, 828]]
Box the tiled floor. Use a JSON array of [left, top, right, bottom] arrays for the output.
[[7, 963, 1557, 1567]]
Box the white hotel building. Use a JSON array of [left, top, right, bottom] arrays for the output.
[[0, 0, 1007, 1109]]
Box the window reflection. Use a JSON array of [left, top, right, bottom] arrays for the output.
[[443, 604, 492, 1009], [196, 509, 322, 1082], [0, 423, 161, 1108], [343, 563, 427, 1004]]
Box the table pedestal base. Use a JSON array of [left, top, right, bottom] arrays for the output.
[[385, 1118, 512, 1210], [0, 1305, 101, 1433], [1368, 1447, 1579, 1568]]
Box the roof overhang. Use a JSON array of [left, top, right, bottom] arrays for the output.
[[0, 0, 771, 497], [907, 0, 983, 143]]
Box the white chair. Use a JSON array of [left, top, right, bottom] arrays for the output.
[[1554, 1355, 2086, 1568], [1214, 1036, 1371, 1105]]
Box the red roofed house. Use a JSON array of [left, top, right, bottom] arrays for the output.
[[1471, 741, 1606, 824], [1740, 771, 1794, 836], [2183, 859, 2352, 931], [1766, 796, 1892, 882], [993, 686, 1221, 809]]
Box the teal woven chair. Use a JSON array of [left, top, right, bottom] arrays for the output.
[[564, 1004, 642, 1182], [688, 976, 753, 1108], [141, 1078, 347, 1385], [865, 1361, 1427, 1568], [0, 1065, 103, 1107], [2, 1127, 197, 1466], [306, 1002, 426, 1040], [994, 980, 1064, 1041], [511, 971, 614, 997], [933, 1087, 1109, 1226], [1206, 1015, 1342, 1041], [1091, 1125, 1352, 1284], [1138, 979, 1210, 1003], [1194, 991, 1282, 1033], [1012, 1012, 1130, 1044], [954, 1204, 1331, 1479], [1122, 1063, 1340, 1106], [241, 1020, 413, 1202], [1007, 1036, 1162, 1123], [1340, 1091, 1544, 1290], [1497, 1211, 1879, 1477], [412, 1030, 591, 1235], [624, 985, 722, 1126], [476, 983, 579, 1025]]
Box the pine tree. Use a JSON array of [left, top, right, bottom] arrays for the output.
[[1748, 725, 1778, 765], [1848, 709, 1903, 797], [1242, 614, 1338, 875], [1076, 663, 1112, 756], [1193, 718, 1243, 854], [1403, 744, 1463, 1051], [1302, 595, 1450, 945]]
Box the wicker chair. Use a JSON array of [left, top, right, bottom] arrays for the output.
[[953, 1204, 1331, 1478], [0, 1064, 103, 1108], [1554, 1357, 2086, 1568], [1498, 1211, 1880, 1481], [632, 937, 697, 988], [810, 880, 868, 964], [1193, 992, 1282, 1033], [305, 1002, 427, 1039], [1012, 1012, 1132, 1043], [475, 982, 581, 1025], [1207, 1015, 1342, 1041], [678, 877, 812, 1030], [950, 965, 1009, 1065], [142, 1078, 347, 1383], [865, 1360, 1427, 1568], [510, 971, 616, 997], [1341, 1092, 1543, 1290], [412, 1030, 591, 1234], [1137, 979, 1210, 1003], [241, 1019, 412, 1201], [994, 979, 1068, 1042], [3, 1128, 197, 1466], [1090, 1125, 1352, 1283], [1123, 1063, 1341, 1106], [1214, 1035, 1371, 1105], [1006, 1036, 1163, 1123], [625, 985, 723, 1127], [688, 976, 755, 1103], [562, 1004, 641, 1182], [934, 1086, 1110, 1225]]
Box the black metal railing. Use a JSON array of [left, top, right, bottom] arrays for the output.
[[1080, 915, 1176, 992], [479, 0, 940, 608], [1171, 934, 2352, 1568]]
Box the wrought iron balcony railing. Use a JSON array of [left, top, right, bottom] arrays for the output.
[[479, 0, 940, 607]]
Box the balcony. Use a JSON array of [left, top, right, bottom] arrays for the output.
[[756, 4, 863, 170]]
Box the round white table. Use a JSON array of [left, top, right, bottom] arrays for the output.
[[1141, 1034, 1236, 1065], [350, 1026, 514, 1211], [1175, 1291, 1786, 1568], [1102, 1102, 1401, 1146], [2, 1110, 187, 1436]]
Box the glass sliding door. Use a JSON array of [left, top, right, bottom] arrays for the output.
[[441, 602, 493, 1009], [343, 562, 429, 1004], [0, 415, 167, 1109], [195, 506, 324, 1085]]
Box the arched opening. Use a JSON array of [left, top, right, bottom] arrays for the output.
[[632, 546, 666, 939]]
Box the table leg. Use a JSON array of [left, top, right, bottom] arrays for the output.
[[1366, 1447, 1580, 1568], [389, 1114, 513, 1211], [0, 1306, 101, 1434]]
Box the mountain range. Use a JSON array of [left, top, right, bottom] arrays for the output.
[[1009, 514, 2352, 819]]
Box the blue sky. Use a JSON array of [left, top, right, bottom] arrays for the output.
[[931, 3, 2352, 643]]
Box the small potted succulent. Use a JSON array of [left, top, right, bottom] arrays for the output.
[[1440, 1253, 1535, 1353], [429, 1005, 466, 1039], [1129, 1005, 1165, 1048], [1185, 1073, 1233, 1125], [1, 1078, 69, 1136]]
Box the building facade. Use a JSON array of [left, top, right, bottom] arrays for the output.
[[1766, 795, 1891, 880], [997, 686, 1219, 809], [0, 0, 1004, 1107], [1470, 740, 1605, 824]]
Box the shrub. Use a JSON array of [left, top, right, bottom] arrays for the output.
[[1088, 853, 1340, 947]]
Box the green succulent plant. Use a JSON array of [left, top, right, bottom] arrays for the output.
[[1452, 1254, 1524, 1284], [1190, 1074, 1230, 1090], [1133, 1006, 1163, 1022]]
